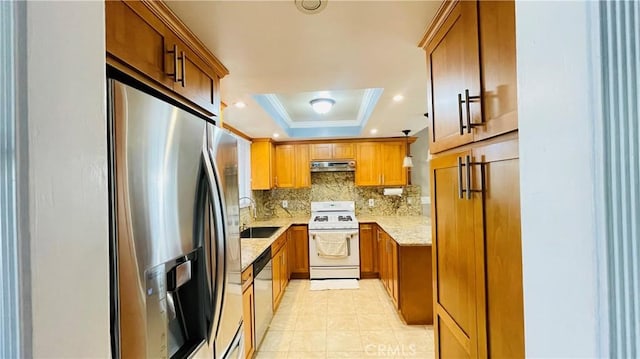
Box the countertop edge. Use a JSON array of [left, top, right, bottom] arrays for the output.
[[240, 216, 431, 272]]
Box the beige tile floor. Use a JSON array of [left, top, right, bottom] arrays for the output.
[[255, 279, 435, 359]]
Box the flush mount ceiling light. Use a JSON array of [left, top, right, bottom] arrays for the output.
[[310, 98, 335, 114], [234, 101, 246, 108], [393, 94, 404, 102], [402, 129, 414, 168], [295, 0, 328, 15]]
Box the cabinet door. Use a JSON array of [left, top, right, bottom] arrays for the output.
[[288, 225, 310, 278], [272, 250, 281, 310], [310, 144, 333, 160], [431, 150, 479, 359], [251, 140, 273, 190], [377, 227, 386, 287], [381, 141, 407, 186], [275, 145, 295, 188], [390, 239, 399, 305], [355, 142, 381, 186], [477, 1, 518, 141], [380, 232, 392, 295], [281, 242, 289, 290], [473, 140, 523, 359], [359, 224, 377, 277], [106, 1, 174, 89], [425, 1, 480, 153], [360, 223, 378, 278], [294, 144, 311, 188], [169, 34, 220, 116], [333, 143, 355, 159], [242, 285, 254, 359]]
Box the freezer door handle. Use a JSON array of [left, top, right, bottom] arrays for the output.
[[202, 144, 226, 339], [201, 147, 227, 342]]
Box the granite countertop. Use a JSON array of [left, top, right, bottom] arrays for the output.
[[240, 216, 308, 272], [358, 215, 432, 246], [240, 215, 431, 272]]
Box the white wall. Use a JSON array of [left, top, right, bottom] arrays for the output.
[[27, 2, 109, 357], [516, 1, 602, 357], [410, 127, 430, 216]]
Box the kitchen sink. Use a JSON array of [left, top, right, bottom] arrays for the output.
[[240, 226, 281, 239]]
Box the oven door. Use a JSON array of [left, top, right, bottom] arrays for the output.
[[308, 229, 360, 267]]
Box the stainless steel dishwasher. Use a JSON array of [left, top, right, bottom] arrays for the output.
[[252, 248, 273, 348]]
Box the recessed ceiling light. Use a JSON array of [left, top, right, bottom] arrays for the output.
[[234, 101, 246, 108], [393, 95, 404, 102], [273, 133, 280, 138], [310, 98, 335, 114], [370, 129, 378, 134]]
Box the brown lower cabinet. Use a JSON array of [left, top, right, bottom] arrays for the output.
[[360, 223, 433, 325], [359, 223, 378, 278], [241, 265, 255, 359], [430, 137, 523, 358], [271, 233, 288, 311], [287, 225, 309, 279]]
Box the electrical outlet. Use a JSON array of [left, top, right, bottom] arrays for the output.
[[368, 199, 374, 207], [282, 200, 288, 208]]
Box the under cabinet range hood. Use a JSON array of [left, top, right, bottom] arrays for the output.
[[310, 160, 356, 172]]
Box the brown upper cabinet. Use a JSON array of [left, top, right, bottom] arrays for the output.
[[310, 143, 355, 160], [275, 145, 295, 188], [274, 144, 310, 189], [355, 142, 407, 186], [105, 0, 227, 117], [420, 0, 517, 153], [477, 1, 518, 141], [251, 139, 275, 190], [294, 144, 311, 188]]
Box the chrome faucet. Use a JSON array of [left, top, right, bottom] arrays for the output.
[[239, 196, 257, 219]]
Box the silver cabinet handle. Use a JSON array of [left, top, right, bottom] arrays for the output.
[[465, 155, 472, 200], [167, 44, 179, 82], [457, 156, 464, 199], [463, 89, 482, 133], [458, 93, 464, 135], [464, 155, 484, 200], [179, 51, 186, 87]]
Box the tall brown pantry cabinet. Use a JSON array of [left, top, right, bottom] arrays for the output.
[[421, 1, 523, 358]]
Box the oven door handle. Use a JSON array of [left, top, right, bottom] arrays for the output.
[[346, 235, 351, 256]]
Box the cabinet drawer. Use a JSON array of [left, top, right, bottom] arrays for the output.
[[241, 265, 253, 292], [271, 233, 287, 255]]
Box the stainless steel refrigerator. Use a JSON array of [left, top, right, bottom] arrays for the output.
[[108, 78, 243, 359]]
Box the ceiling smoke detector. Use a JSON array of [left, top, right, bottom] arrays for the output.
[[295, 0, 327, 15]]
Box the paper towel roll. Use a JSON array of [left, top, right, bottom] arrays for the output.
[[383, 188, 403, 196]]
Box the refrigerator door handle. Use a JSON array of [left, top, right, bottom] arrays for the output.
[[201, 148, 227, 343]]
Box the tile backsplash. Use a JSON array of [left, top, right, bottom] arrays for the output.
[[251, 172, 422, 220]]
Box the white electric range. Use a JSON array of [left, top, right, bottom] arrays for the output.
[[308, 201, 360, 279]]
